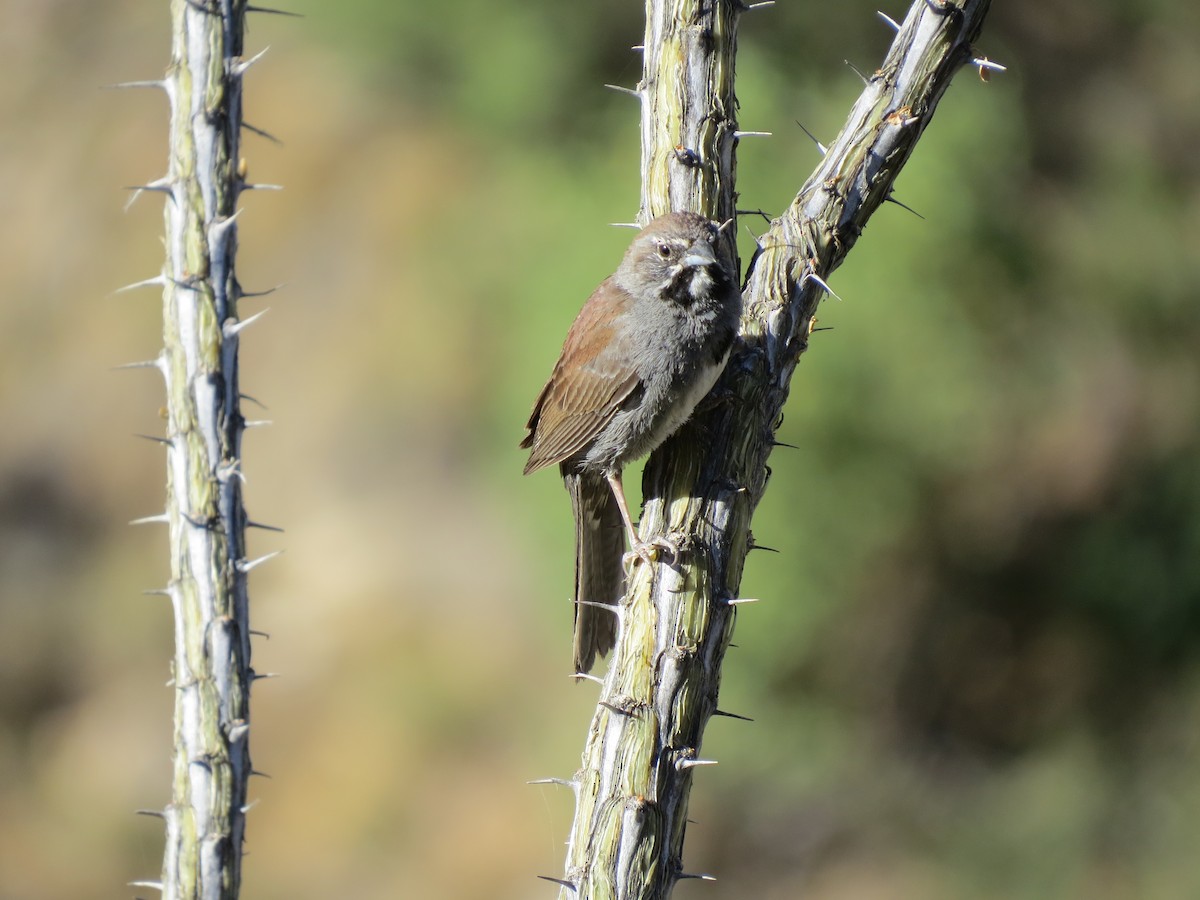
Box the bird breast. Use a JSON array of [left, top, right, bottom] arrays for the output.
[[582, 305, 732, 470], [630, 342, 729, 461]]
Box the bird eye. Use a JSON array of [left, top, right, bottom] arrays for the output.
[[656, 242, 672, 259]]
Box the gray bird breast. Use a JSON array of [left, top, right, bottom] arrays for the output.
[[583, 283, 738, 471]]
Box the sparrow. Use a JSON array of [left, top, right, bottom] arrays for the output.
[[521, 211, 741, 673]]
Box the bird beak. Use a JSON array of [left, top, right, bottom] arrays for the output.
[[681, 244, 718, 269]]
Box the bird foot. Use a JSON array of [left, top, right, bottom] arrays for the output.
[[622, 534, 681, 574]]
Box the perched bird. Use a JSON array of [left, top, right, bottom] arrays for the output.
[[521, 211, 742, 673]]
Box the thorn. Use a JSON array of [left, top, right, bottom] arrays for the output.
[[103, 79, 167, 92], [135, 808, 166, 819], [112, 275, 166, 296], [713, 709, 755, 722], [877, 10, 901, 30], [749, 544, 779, 553], [575, 599, 621, 619], [603, 83, 642, 99], [240, 393, 269, 409], [134, 433, 173, 447], [678, 872, 717, 882], [142, 587, 173, 597], [208, 210, 244, 244], [631, 44, 644, 51], [240, 799, 260, 814], [237, 282, 284, 299], [972, 57, 1007, 72], [250, 629, 271, 639], [227, 722, 250, 742], [125, 178, 172, 193], [242, 120, 283, 144], [243, 419, 273, 429], [812, 326, 835, 333], [124, 177, 174, 211], [216, 458, 245, 485], [884, 194, 925, 219], [973, 55, 1007, 82], [844, 59, 870, 85], [232, 46, 270, 77], [129, 513, 170, 526], [236, 550, 282, 573], [609, 222, 641, 230], [112, 358, 165, 373], [733, 130, 772, 139], [250, 671, 280, 681], [128, 881, 163, 892], [795, 120, 827, 156], [250, 769, 272, 779], [536, 875, 577, 890], [246, 4, 304, 15], [676, 758, 719, 771], [571, 672, 604, 685], [527, 777, 578, 788], [885, 106, 920, 128], [725, 597, 760, 606], [222, 308, 269, 338], [802, 271, 844, 302], [771, 440, 798, 449], [246, 520, 285, 533], [239, 182, 284, 192], [742, 0, 775, 8]]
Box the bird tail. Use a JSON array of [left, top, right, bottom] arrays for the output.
[[563, 469, 625, 674]]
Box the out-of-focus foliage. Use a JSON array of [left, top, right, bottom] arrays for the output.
[[1, 1, 1197, 898]]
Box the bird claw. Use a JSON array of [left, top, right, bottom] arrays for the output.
[[622, 534, 681, 574]]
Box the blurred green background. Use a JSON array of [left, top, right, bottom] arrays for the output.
[[2, 1, 1198, 898]]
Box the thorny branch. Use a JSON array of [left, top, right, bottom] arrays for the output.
[[551, 2, 995, 897]]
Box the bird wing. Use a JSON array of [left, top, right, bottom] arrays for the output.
[[521, 280, 641, 475]]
